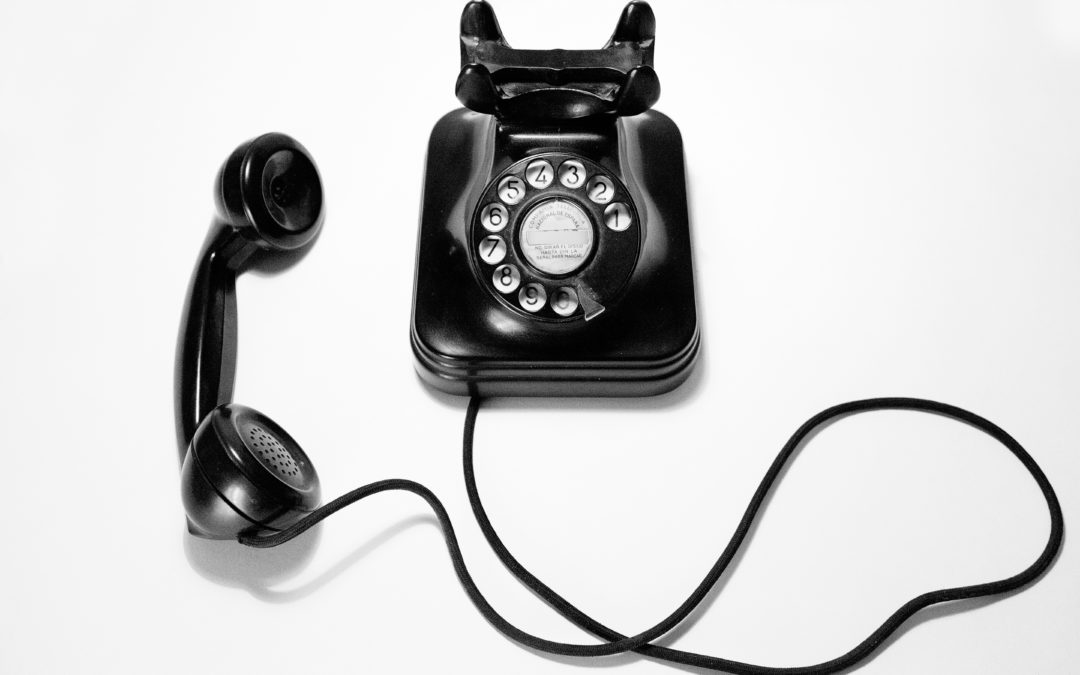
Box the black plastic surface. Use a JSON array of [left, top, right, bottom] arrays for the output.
[[175, 133, 323, 464], [468, 151, 641, 322], [456, 1, 660, 121], [175, 133, 325, 538], [411, 110, 699, 396], [182, 404, 320, 539]]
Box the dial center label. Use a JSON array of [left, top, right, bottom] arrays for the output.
[[518, 199, 594, 275]]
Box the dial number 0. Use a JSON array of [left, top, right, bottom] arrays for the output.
[[551, 286, 579, 316]]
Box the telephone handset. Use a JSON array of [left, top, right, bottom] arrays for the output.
[[411, 0, 699, 397]]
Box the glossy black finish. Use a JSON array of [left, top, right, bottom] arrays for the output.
[[468, 151, 641, 322], [457, 1, 660, 121], [414, 3, 697, 397], [411, 110, 698, 396], [182, 404, 320, 539], [174, 133, 324, 463], [175, 133, 324, 538]]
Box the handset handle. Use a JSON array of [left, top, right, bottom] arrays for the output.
[[173, 132, 324, 464], [174, 223, 256, 463]]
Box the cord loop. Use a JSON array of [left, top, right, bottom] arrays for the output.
[[241, 397, 1063, 674]]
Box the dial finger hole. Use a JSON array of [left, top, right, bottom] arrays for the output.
[[550, 286, 579, 317], [478, 235, 507, 264], [558, 160, 586, 189], [481, 203, 509, 232], [604, 202, 632, 232], [493, 264, 521, 294], [517, 283, 547, 313], [525, 160, 554, 189], [587, 176, 614, 204], [498, 176, 526, 205]]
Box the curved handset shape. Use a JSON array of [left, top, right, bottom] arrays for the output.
[[175, 133, 324, 537]]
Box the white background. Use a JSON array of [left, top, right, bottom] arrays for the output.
[[1, 0, 1078, 673]]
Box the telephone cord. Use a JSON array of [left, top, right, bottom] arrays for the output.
[[240, 397, 1063, 674]]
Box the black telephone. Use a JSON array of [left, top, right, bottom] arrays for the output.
[[173, 2, 1062, 673], [410, 0, 699, 397]]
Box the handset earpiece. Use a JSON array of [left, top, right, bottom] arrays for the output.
[[175, 132, 323, 538], [214, 132, 324, 253]]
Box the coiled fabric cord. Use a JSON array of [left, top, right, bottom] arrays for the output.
[[241, 397, 1064, 674]]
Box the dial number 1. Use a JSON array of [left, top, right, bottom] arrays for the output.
[[604, 203, 632, 232]]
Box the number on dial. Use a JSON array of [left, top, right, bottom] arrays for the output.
[[478, 236, 507, 264], [550, 286, 579, 317], [558, 160, 586, 189], [604, 203, 632, 232], [587, 176, 614, 204], [498, 176, 526, 205], [492, 264, 521, 294], [481, 203, 509, 232], [525, 160, 554, 189], [517, 283, 547, 313]]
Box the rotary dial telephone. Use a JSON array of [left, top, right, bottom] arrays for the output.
[[173, 4, 1063, 674], [410, 0, 699, 397]]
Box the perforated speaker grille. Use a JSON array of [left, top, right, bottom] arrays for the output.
[[243, 423, 304, 486]]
